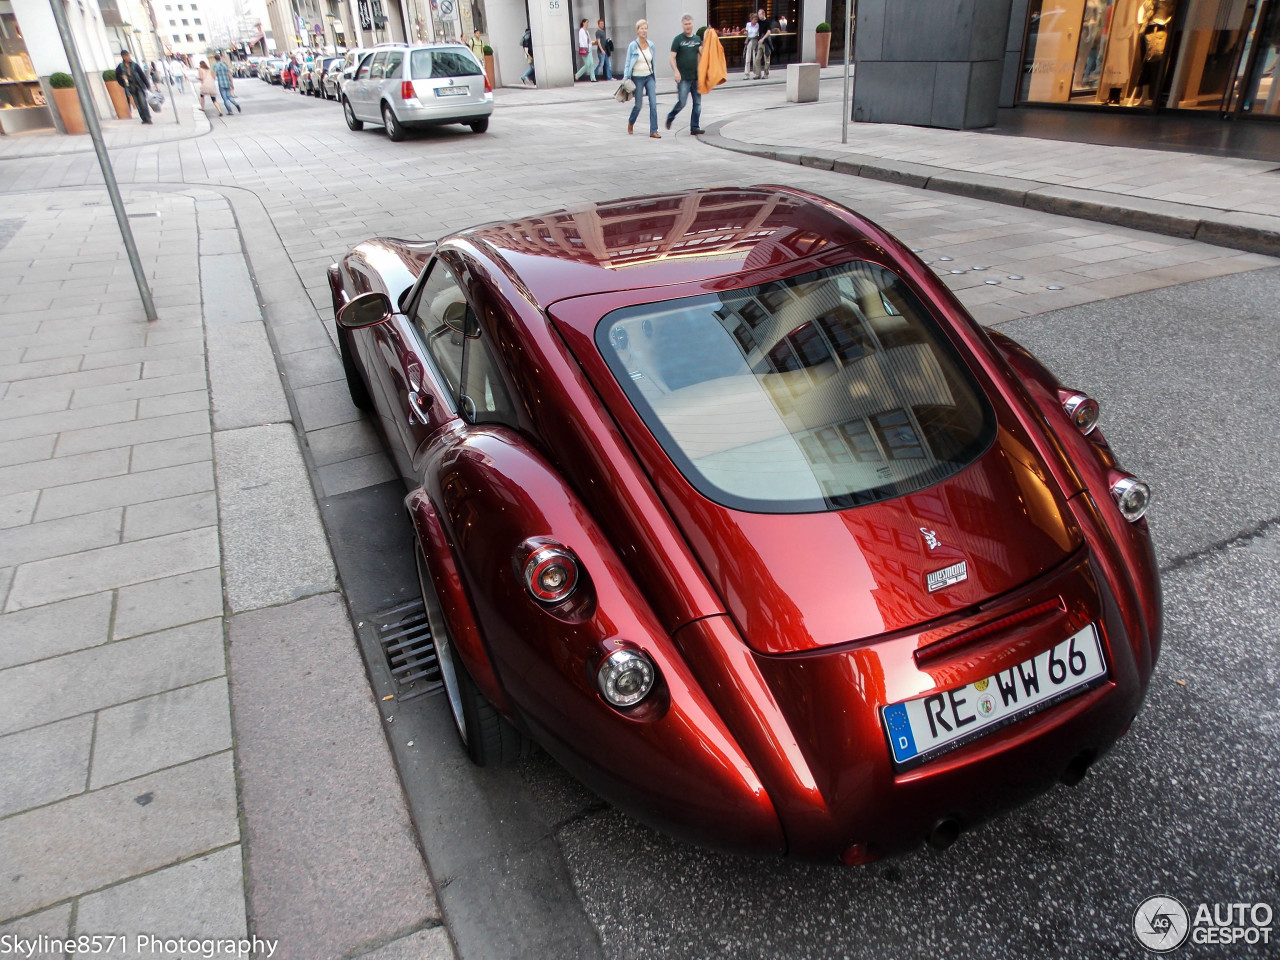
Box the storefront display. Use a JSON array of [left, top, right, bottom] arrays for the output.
[[708, 0, 798, 70], [0, 1, 54, 133], [1019, 0, 1280, 117]]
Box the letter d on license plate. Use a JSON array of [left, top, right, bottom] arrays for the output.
[[882, 623, 1107, 769]]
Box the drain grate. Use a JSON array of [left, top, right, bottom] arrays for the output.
[[376, 600, 441, 701]]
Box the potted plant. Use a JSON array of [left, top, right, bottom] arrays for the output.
[[103, 67, 131, 119], [482, 44, 496, 90], [48, 72, 86, 135], [814, 22, 832, 68]]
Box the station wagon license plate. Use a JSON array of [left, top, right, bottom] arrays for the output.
[[435, 86, 469, 96], [882, 623, 1107, 769]]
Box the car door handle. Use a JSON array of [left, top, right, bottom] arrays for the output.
[[407, 390, 432, 424]]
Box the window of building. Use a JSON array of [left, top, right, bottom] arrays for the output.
[[194, 18, 201, 24], [169, 19, 176, 25], [172, 33, 180, 40], [186, 33, 193, 41], [197, 32, 205, 40]]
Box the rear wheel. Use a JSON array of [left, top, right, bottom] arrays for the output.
[[338, 327, 373, 411], [469, 117, 489, 134], [343, 97, 363, 130], [383, 103, 407, 141], [414, 539, 525, 766]]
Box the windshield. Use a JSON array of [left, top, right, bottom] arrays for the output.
[[410, 49, 482, 78], [597, 260, 997, 513]]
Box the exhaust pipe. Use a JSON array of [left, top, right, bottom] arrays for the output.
[[926, 817, 961, 850], [1061, 750, 1095, 786]]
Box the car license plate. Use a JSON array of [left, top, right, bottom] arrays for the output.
[[435, 86, 469, 97], [882, 623, 1107, 769]]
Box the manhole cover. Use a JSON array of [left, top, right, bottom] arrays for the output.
[[375, 600, 441, 701]]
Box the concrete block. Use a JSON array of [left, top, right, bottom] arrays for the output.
[[0, 435, 56, 469], [292, 379, 363, 433], [0, 507, 122, 569], [90, 678, 232, 787], [931, 61, 972, 129], [0, 715, 93, 817], [883, 0, 971, 61], [6, 527, 219, 612], [0, 619, 225, 736], [229, 594, 435, 960], [306, 418, 383, 468], [0, 490, 37, 528], [54, 411, 210, 458], [0, 904, 73, 956], [357, 927, 456, 960], [859, 159, 937, 189], [853, 61, 937, 126], [786, 62, 820, 103], [0, 592, 113, 670], [928, 169, 1030, 206], [205, 322, 290, 431], [130, 433, 212, 473], [200, 253, 259, 327], [965, 59, 1004, 128], [0, 753, 239, 919], [280, 345, 344, 391], [124, 491, 218, 542], [74, 847, 247, 957], [1194, 211, 1280, 258], [971, 0, 1014, 60], [214, 425, 335, 612], [113, 566, 223, 639], [1025, 186, 1204, 239], [855, 0, 886, 60], [271, 320, 334, 356], [34, 461, 213, 523]]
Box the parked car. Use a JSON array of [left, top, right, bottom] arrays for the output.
[[262, 58, 285, 83], [245, 56, 263, 77], [302, 56, 341, 96], [327, 186, 1161, 863], [320, 58, 347, 100], [342, 43, 492, 139]]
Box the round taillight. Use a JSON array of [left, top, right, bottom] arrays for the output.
[[1110, 475, 1151, 522], [523, 546, 579, 603], [1062, 392, 1099, 434], [597, 649, 655, 708]]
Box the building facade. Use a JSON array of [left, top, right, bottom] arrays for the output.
[[852, 0, 1280, 128], [3, 0, 117, 134]]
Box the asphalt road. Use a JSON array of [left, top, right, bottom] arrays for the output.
[[7, 77, 1274, 960]]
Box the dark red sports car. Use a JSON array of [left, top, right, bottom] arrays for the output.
[[328, 186, 1161, 864]]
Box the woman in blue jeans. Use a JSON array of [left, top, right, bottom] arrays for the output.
[[624, 20, 660, 138]]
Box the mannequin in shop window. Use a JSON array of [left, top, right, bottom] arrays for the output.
[[1133, 0, 1174, 105]]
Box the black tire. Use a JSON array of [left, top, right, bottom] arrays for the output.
[[383, 103, 407, 141], [338, 327, 373, 411], [414, 540, 525, 767], [343, 97, 363, 130], [469, 117, 489, 134]]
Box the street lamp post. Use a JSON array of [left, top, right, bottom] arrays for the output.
[[325, 12, 338, 54]]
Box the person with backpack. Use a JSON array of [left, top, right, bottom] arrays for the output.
[[595, 19, 613, 81], [520, 27, 536, 85]]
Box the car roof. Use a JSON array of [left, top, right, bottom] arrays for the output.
[[455, 187, 878, 308]]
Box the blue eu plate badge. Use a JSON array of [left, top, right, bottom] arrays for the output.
[[883, 703, 917, 762]]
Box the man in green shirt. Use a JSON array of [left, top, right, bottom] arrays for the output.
[[665, 15, 705, 135]]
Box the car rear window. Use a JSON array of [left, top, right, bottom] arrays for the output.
[[410, 49, 482, 79], [596, 260, 997, 513]]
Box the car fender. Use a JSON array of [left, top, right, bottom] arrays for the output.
[[425, 425, 785, 853]]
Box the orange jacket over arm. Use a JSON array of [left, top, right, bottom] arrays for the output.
[[699, 28, 727, 94]]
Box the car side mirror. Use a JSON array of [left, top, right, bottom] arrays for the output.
[[338, 291, 393, 329]]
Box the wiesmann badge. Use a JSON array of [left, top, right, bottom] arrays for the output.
[[926, 561, 968, 593]]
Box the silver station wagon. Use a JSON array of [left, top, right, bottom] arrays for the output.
[[342, 43, 494, 139]]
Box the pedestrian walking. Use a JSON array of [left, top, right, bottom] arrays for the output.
[[753, 8, 774, 79], [168, 58, 185, 92], [520, 27, 536, 85], [743, 13, 760, 79], [575, 19, 597, 81], [595, 19, 613, 81], [623, 19, 659, 137], [467, 29, 486, 62], [665, 15, 705, 135], [114, 50, 152, 124], [197, 60, 223, 116], [213, 54, 241, 114]]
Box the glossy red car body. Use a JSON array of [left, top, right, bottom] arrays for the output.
[[328, 186, 1162, 863]]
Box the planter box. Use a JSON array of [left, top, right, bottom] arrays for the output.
[[815, 32, 831, 68], [50, 86, 86, 135], [105, 78, 131, 118]]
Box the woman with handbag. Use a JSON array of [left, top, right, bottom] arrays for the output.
[[575, 19, 597, 81], [197, 61, 223, 117], [624, 19, 660, 138]]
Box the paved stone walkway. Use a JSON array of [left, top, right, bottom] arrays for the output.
[[0, 185, 448, 959]]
